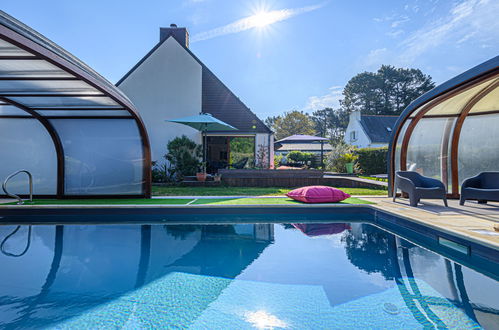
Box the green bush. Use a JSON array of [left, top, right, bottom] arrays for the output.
[[340, 152, 359, 164], [325, 143, 355, 172], [287, 150, 314, 164], [164, 135, 202, 180], [355, 147, 388, 175], [274, 154, 283, 167], [152, 161, 170, 183]]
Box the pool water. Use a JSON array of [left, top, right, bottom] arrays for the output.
[[0, 222, 497, 329]]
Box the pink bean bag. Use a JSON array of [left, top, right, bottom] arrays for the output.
[[286, 185, 351, 203]]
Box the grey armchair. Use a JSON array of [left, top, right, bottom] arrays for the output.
[[460, 172, 499, 205], [393, 171, 448, 207]]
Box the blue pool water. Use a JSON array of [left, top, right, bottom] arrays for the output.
[[0, 222, 497, 329]]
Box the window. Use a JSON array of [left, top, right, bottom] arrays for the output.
[[350, 130, 357, 141]]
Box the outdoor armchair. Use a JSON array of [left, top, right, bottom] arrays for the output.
[[460, 172, 499, 205], [393, 171, 448, 207]]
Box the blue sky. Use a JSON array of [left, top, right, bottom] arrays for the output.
[[3, 0, 498, 119]]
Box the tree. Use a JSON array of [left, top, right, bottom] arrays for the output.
[[341, 65, 435, 116], [310, 107, 349, 145], [266, 110, 316, 140], [264, 116, 278, 130]]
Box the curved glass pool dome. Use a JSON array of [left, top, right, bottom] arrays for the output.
[[389, 56, 499, 197], [0, 11, 151, 198]]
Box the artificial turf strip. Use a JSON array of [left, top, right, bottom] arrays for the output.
[[191, 197, 374, 205], [1, 197, 373, 206], [2, 199, 194, 205]]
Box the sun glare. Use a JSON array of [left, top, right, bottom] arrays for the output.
[[248, 10, 286, 29], [249, 11, 275, 27]]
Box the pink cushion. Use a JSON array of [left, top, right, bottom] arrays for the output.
[[286, 186, 351, 203]]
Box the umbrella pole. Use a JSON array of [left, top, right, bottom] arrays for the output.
[[203, 129, 207, 174]]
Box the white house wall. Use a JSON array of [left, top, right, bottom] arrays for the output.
[[344, 118, 372, 149], [118, 37, 202, 164]]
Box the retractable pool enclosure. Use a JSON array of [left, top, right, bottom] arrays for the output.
[[0, 11, 151, 198], [388, 56, 499, 198]]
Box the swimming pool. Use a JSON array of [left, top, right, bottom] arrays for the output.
[[1, 218, 497, 329]]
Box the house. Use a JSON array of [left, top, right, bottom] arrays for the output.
[[117, 25, 273, 172], [274, 135, 332, 156], [344, 110, 398, 148]]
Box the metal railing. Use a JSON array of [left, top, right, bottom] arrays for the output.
[[2, 170, 33, 205]]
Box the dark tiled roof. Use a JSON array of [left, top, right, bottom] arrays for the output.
[[359, 115, 398, 143], [275, 134, 328, 143], [202, 66, 270, 133], [275, 142, 333, 152]]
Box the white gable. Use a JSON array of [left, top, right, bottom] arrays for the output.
[[344, 115, 372, 148], [118, 37, 203, 163]]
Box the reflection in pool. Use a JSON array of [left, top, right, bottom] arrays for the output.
[[0, 223, 497, 329]]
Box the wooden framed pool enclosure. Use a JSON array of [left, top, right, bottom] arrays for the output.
[[388, 56, 499, 198], [0, 11, 151, 198]]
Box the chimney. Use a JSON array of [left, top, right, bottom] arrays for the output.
[[350, 110, 361, 122], [160, 24, 189, 48]]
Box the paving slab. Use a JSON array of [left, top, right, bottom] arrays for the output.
[[364, 196, 499, 250]]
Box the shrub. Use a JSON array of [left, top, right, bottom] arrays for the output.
[[255, 144, 270, 169], [164, 135, 202, 180], [287, 151, 314, 164], [340, 152, 359, 164], [152, 161, 171, 183], [325, 142, 354, 172], [274, 154, 284, 168], [355, 147, 388, 175]]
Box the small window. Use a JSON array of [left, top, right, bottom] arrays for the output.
[[350, 130, 357, 141], [386, 127, 392, 132]]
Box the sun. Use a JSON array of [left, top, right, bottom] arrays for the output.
[[248, 10, 286, 29], [249, 11, 276, 28]]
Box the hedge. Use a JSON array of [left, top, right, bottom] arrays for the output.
[[355, 147, 388, 175]]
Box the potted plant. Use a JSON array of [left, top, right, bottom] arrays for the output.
[[196, 162, 207, 182], [342, 153, 358, 174]]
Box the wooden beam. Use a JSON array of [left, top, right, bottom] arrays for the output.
[[449, 79, 499, 196]]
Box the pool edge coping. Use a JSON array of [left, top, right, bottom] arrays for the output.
[[0, 202, 497, 252]]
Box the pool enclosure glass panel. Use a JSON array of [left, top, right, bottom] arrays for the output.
[[0, 80, 99, 95], [457, 114, 499, 190], [51, 119, 144, 195], [406, 118, 455, 189], [0, 119, 57, 194], [0, 104, 31, 116], [0, 11, 151, 198], [389, 57, 499, 197]]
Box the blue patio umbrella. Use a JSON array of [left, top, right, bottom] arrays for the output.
[[167, 113, 237, 172]]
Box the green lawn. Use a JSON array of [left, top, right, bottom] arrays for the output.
[[358, 176, 389, 183], [152, 185, 387, 196], [2, 199, 193, 205], [1, 197, 373, 206]]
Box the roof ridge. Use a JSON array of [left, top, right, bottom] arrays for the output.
[[361, 114, 399, 117]]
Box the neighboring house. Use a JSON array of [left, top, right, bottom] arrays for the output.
[[274, 135, 332, 156], [117, 24, 273, 171], [344, 111, 398, 148]]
